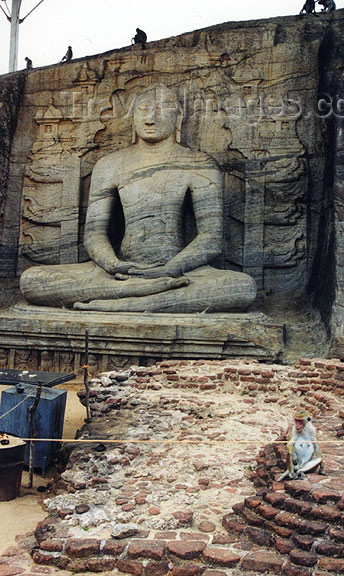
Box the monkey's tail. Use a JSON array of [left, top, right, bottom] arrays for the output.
[[276, 470, 290, 482]]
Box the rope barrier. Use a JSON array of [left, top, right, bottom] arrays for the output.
[[0, 383, 343, 446], [13, 437, 344, 445], [0, 391, 35, 421]]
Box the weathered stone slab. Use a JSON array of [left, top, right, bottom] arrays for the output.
[[0, 302, 284, 373]]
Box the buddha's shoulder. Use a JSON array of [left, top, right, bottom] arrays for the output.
[[94, 144, 218, 169], [95, 147, 132, 166], [174, 144, 218, 166]]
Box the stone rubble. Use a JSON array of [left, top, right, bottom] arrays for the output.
[[1, 357, 344, 575]]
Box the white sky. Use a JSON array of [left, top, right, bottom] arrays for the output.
[[0, 0, 341, 75]]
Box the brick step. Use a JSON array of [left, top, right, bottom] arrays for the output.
[[222, 522, 344, 574], [253, 442, 288, 487], [284, 480, 344, 507], [223, 498, 344, 574], [260, 490, 343, 523], [275, 531, 344, 556], [225, 490, 343, 531], [234, 501, 336, 536]]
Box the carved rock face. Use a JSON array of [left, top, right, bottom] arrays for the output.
[[133, 85, 180, 144], [2, 13, 344, 350]]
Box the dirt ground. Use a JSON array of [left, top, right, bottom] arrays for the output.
[[0, 381, 86, 554]]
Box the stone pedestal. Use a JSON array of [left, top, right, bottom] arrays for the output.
[[0, 302, 285, 375]]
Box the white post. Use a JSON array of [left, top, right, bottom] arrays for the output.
[[8, 0, 22, 72]]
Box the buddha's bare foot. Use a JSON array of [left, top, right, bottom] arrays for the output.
[[73, 276, 190, 311], [74, 298, 146, 312], [74, 300, 107, 311], [74, 302, 86, 310], [171, 276, 190, 288]]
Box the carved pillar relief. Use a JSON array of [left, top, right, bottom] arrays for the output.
[[18, 63, 105, 272], [60, 157, 80, 264], [243, 153, 307, 293]]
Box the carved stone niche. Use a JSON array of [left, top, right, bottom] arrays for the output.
[[21, 180, 63, 265], [14, 349, 38, 371], [0, 348, 9, 369], [0, 348, 170, 375], [30, 105, 62, 151]]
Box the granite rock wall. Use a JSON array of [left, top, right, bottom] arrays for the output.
[[0, 70, 26, 275], [0, 11, 344, 355]]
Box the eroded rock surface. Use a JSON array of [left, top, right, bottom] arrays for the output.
[[1, 11, 344, 356]]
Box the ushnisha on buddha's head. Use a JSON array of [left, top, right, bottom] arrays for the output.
[[132, 84, 182, 144]]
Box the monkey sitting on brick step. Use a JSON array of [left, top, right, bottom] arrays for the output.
[[277, 409, 325, 481]]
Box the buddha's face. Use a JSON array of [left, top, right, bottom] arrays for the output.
[[133, 87, 179, 143]]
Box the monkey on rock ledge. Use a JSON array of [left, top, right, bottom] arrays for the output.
[[277, 409, 325, 481]]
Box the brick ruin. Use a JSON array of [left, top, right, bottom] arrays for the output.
[[1, 357, 338, 576]]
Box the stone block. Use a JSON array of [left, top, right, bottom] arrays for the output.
[[281, 562, 313, 576], [275, 536, 293, 555], [117, 558, 143, 575], [170, 564, 206, 576], [264, 491, 287, 507], [310, 504, 342, 522], [284, 481, 312, 499], [202, 548, 241, 567], [127, 540, 166, 560], [268, 522, 293, 538], [145, 560, 171, 576], [30, 550, 56, 566], [329, 527, 344, 542], [257, 502, 280, 520], [33, 518, 57, 544], [0, 306, 285, 375], [167, 541, 206, 560], [87, 557, 116, 572], [284, 499, 312, 516], [241, 507, 265, 527], [289, 549, 318, 566], [244, 495, 263, 509], [240, 550, 283, 572], [65, 538, 100, 558], [39, 539, 63, 552], [298, 519, 327, 536], [318, 556, 344, 572], [245, 526, 273, 547], [292, 534, 315, 551], [67, 558, 89, 572], [198, 521, 215, 533], [314, 540, 344, 557], [172, 511, 193, 526], [102, 541, 126, 556], [0, 568, 25, 576], [274, 511, 303, 530], [310, 487, 341, 504]]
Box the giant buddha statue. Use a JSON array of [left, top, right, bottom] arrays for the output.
[[20, 84, 256, 313]]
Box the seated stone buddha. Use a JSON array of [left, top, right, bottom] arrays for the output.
[[20, 84, 256, 313]]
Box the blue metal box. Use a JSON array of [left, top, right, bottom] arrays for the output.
[[0, 384, 67, 475]]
